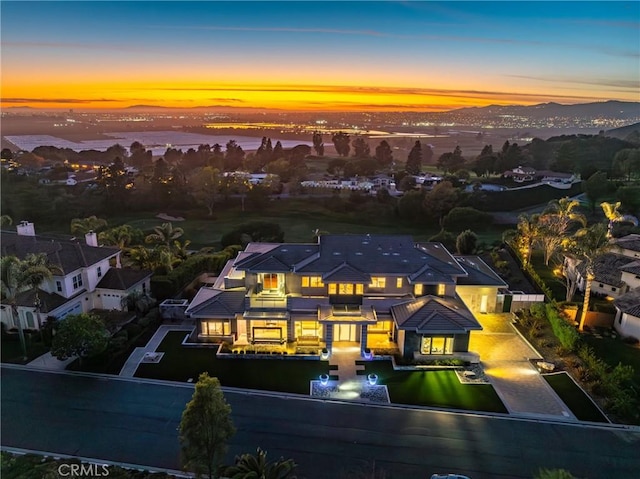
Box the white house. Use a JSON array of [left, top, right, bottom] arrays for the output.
[[0, 222, 152, 331], [613, 288, 640, 340]]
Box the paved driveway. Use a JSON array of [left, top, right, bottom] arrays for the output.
[[470, 313, 576, 420]]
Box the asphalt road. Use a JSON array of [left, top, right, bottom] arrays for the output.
[[2, 366, 639, 479]]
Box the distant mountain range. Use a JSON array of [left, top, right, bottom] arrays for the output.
[[449, 100, 640, 119]]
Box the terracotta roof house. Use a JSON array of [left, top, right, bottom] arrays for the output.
[[185, 234, 508, 359], [613, 287, 640, 340], [0, 222, 152, 331]]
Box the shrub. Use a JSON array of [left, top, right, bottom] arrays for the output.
[[622, 335, 639, 345], [442, 207, 493, 233], [545, 304, 580, 352]]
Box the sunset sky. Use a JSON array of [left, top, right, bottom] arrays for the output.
[[1, 1, 638, 111]]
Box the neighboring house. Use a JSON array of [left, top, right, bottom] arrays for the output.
[[503, 166, 536, 183], [537, 170, 578, 185], [615, 234, 640, 259], [564, 234, 640, 300], [0, 222, 152, 331], [185, 234, 507, 359], [613, 287, 640, 340]]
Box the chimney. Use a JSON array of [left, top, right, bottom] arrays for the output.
[[85, 230, 98, 247], [16, 221, 35, 236]]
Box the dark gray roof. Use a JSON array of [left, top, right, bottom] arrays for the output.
[[620, 260, 640, 276], [614, 287, 640, 317], [1, 231, 119, 274], [236, 235, 467, 283], [10, 288, 84, 313], [615, 234, 640, 253], [578, 254, 636, 288], [391, 295, 482, 334], [322, 262, 371, 282], [186, 290, 246, 318], [96, 268, 152, 291], [455, 256, 508, 287]]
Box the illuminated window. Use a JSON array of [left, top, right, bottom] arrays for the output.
[[202, 321, 230, 336], [370, 277, 386, 288], [263, 273, 278, 290], [355, 284, 363, 295], [302, 277, 310, 287], [338, 283, 354, 295], [328, 284, 337, 294], [310, 276, 324, 287], [421, 336, 453, 355], [437, 284, 446, 296], [396, 278, 403, 288], [414, 284, 424, 296]]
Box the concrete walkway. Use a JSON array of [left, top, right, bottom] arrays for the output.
[[470, 313, 576, 420], [27, 352, 75, 370], [329, 343, 364, 382], [119, 324, 192, 377]]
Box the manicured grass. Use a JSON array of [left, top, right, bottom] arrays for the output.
[[362, 361, 508, 413], [582, 335, 640, 385], [544, 372, 609, 423], [135, 331, 331, 394]]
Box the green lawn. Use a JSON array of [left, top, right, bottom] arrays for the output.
[[135, 331, 332, 394], [530, 250, 567, 301], [544, 372, 609, 423], [1, 336, 48, 364], [582, 335, 640, 385], [361, 361, 508, 413]]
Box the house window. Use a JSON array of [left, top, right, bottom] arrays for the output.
[[25, 311, 35, 329], [329, 283, 363, 295], [56, 281, 62, 293], [202, 321, 230, 336], [421, 336, 453, 355], [355, 284, 363, 295], [396, 278, 403, 288], [437, 284, 446, 296], [263, 273, 278, 290], [414, 284, 424, 296], [142, 282, 147, 294], [370, 277, 386, 288], [302, 276, 323, 287], [338, 283, 354, 295], [97, 266, 102, 278], [72, 274, 83, 290], [328, 284, 336, 294]]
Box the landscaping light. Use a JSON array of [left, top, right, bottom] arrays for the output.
[[319, 374, 329, 386], [367, 374, 378, 386]]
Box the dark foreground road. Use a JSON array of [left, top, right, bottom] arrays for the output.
[[2, 366, 639, 479]]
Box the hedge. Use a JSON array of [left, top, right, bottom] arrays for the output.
[[545, 303, 580, 352], [151, 251, 236, 299]]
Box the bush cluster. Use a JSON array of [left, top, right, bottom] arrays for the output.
[[545, 303, 580, 352]]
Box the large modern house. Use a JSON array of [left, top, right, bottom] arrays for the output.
[[185, 234, 507, 359], [0, 221, 152, 331]]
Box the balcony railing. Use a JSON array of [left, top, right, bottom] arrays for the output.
[[249, 296, 287, 309]]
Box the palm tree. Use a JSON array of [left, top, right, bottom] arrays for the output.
[[222, 448, 297, 479], [70, 216, 108, 236], [569, 223, 610, 331], [98, 225, 138, 250], [505, 213, 540, 266], [601, 201, 625, 238], [539, 197, 587, 265], [145, 222, 184, 249], [0, 254, 61, 360]]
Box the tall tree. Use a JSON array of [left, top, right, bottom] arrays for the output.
[[437, 145, 465, 173], [312, 132, 324, 157], [98, 225, 141, 250], [331, 132, 351, 157], [272, 141, 284, 162], [422, 181, 458, 225], [145, 222, 184, 250], [612, 148, 640, 181], [222, 448, 298, 479], [582, 171, 609, 213], [374, 140, 393, 167], [179, 373, 236, 479], [224, 140, 245, 171], [601, 201, 625, 237], [50, 313, 109, 365], [191, 167, 223, 216], [456, 230, 478, 255], [567, 223, 610, 331], [351, 137, 370, 159], [0, 254, 61, 359], [70, 216, 108, 236], [538, 197, 586, 265], [405, 141, 422, 175], [97, 156, 130, 210]]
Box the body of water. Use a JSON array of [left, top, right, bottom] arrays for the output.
[[5, 131, 311, 155]]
